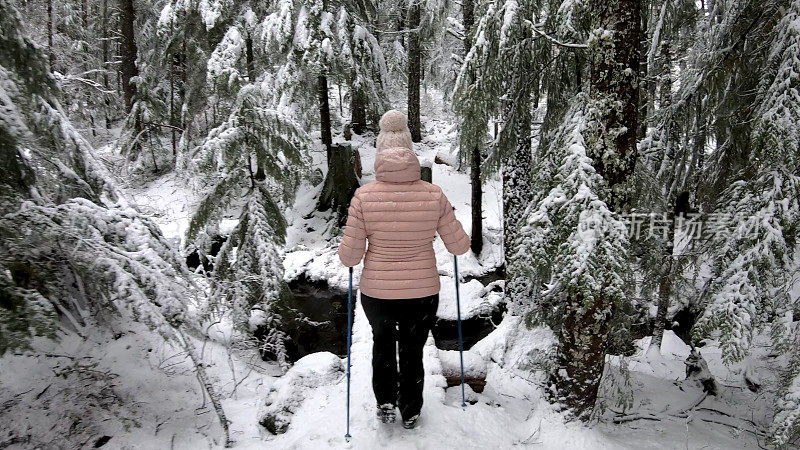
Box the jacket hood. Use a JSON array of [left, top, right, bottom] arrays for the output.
[[374, 146, 421, 183]]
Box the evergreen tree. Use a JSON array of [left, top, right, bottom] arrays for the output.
[[185, 85, 309, 366], [513, 0, 640, 418], [453, 0, 586, 312]]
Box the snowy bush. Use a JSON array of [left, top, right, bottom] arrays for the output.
[[259, 352, 344, 434]]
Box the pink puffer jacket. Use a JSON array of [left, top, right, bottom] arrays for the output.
[[337, 146, 471, 299]]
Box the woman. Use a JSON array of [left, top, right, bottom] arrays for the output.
[[338, 110, 471, 429]]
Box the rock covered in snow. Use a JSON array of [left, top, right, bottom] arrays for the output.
[[439, 350, 488, 392], [259, 352, 344, 434], [684, 348, 720, 396], [437, 277, 504, 321]]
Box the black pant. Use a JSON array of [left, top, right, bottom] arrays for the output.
[[360, 292, 439, 421]]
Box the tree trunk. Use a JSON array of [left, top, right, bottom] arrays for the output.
[[318, 75, 333, 160], [317, 143, 361, 222], [470, 145, 483, 255], [350, 74, 367, 135], [651, 210, 678, 350], [586, 0, 640, 212], [691, 96, 706, 199], [101, 0, 110, 127], [463, 0, 474, 49], [651, 259, 673, 350], [119, 0, 138, 112], [407, 0, 422, 142], [47, 0, 54, 68], [463, 0, 482, 255], [170, 55, 176, 156], [246, 32, 255, 82], [503, 83, 533, 313], [554, 0, 640, 420]]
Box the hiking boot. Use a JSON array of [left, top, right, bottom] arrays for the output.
[[376, 403, 396, 423], [402, 414, 419, 429]]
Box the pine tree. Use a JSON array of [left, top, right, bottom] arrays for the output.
[[215, 186, 293, 367], [262, 0, 387, 218], [185, 85, 309, 365], [541, 0, 640, 418], [513, 100, 633, 419], [336, 2, 389, 131], [453, 0, 589, 312]]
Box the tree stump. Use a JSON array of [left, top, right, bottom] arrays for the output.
[[317, 143, 361, 223], [353, 148, 362, 179], [421, 164, 432, 183]]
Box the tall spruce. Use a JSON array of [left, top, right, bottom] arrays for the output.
[[462, 0, 483, 256], [119, 0, 138, 111], [547, 0, 640, 418], [407, 0, 422, 142]]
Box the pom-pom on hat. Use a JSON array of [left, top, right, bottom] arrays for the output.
[[377, 109, 413, 152]]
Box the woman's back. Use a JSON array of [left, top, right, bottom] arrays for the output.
[[339, 146, 470, 299]]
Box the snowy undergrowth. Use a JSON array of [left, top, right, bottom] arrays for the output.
[[0, 318, 280, 448]]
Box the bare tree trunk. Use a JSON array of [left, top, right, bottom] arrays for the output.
[[651, 212, 677, 350], [47, 0, 54, 68], [119, 0, 138, 112], [170, 56, 176, 156], [470, 144, 483, 255], [554, 0, 640, 420], [245, 32, 255, 82], [462, 0, 482, 255], [318, 74, 333, 160], [407, 0, 422, 142], [350, 74, 367, 135], [101, 0, 110, 127]]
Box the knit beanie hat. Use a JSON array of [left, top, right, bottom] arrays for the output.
[[376, 110, 413, 152]]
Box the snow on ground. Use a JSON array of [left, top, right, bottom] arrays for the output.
[[256, 304, 772, 449], [255, 298, 558, 449], [0, 320, 280, 449]]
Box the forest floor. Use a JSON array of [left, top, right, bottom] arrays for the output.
[[0, 93, 780, 449]]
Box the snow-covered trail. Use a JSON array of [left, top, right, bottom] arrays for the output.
[[260, 301, 542, 449]]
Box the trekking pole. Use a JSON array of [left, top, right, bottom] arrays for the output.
[[454, 255, 467, 408], [345, 266, 354, 441]]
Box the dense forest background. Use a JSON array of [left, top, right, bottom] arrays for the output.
[[1, 0, 799, 447]]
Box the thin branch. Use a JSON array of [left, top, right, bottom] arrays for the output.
[[142, 122, 185, 132], [526, 22, 588, 49]]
